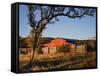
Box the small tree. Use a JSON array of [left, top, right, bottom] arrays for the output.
[[36, 33, 43, 54], [57, 44, 69, 53]]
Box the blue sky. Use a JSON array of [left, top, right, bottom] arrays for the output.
[[19, 5, 96, 40]]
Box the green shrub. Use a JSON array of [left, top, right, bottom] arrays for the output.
[[57, 44, 69, 53]]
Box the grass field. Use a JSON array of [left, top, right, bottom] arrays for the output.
[[19, 50, 96, 72]]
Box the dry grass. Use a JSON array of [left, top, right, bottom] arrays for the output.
[[19, 50, 96, 71]]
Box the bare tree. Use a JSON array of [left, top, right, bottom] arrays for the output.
[[27, 5, 96, 67]]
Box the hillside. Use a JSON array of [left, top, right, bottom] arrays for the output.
[[19, 36, 96, 50]]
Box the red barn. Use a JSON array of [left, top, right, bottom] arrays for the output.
[[42, 37, 76, 54]]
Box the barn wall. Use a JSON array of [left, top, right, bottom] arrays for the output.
[[76, 45, 87, 54], [42, 47, 49, 54], [49, 47, 57, 54]]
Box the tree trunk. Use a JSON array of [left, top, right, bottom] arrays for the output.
[[29, 32, 40, 67]]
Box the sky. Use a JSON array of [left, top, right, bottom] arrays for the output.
[[19, 4, 96, 40]]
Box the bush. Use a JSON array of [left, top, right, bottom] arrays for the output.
[[57, 44, 69, 53]]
